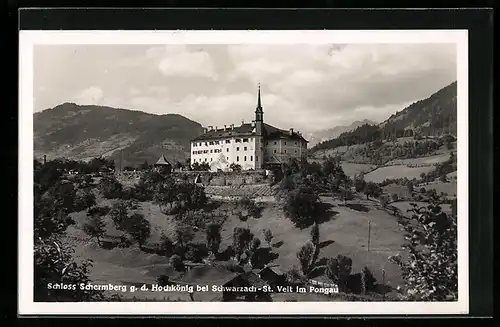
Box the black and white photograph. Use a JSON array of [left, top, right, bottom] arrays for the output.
[[19, 30, 468, 315]]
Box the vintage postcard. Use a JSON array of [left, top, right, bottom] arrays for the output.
[[19, 29, 468, 315]]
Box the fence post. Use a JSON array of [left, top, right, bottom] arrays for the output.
[[382, 269, 386, 301], [367, 220, 371, 252]]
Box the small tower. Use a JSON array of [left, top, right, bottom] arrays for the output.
[[255, 83, 264, 136]]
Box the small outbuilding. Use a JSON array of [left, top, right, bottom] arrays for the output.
[[154, 155, 172, 174]]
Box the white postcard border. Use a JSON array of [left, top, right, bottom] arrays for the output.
[[19, 29, 469, 315]]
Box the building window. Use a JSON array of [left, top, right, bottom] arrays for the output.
[[236, 147, 239, 151], [204, 142, 208, 146], [225, 140, 230, 144], [284, 149, 287, 153], [215, 141, 219, 145], [204, 158, 207, 161], [227, 148, 229, 152], [227, 157, 229, 160], [235, 139, 241, 143], [295, 142, 298, 145], [193, 159, 196, 162], [256, 156, 258, 162], [211, 158, 213, 161], [250, 156, 253, 161], [244, 156, 247, 161], [274, 141, 277, 145], [295, 150, 298, 153], [209, 141, 214, 145], [274, 149, 277, 153], [284, 141, 287, 145], [266, 142, 269, 145], [210, 150, 213, 153], [243, 138, 248, 142], [244, 146, 247, 151], [236, 156, 239, 162]]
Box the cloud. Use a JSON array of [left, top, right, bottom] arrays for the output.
[[117, 45, 218, 80], [74, 86, 104, 105], [34, 43, 457, 133], [226, 43, 457, 128]]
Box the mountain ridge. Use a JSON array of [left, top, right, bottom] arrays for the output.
[[34, 102, 203, 167]]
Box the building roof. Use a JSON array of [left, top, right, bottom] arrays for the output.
[[154, 155, 171, 166], [171, 265, 239, 286], [223, 271, 269, 288], [191, 123, 308, 142], [258, 266, 284, 276]]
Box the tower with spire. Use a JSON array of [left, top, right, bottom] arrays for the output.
[[255, 83, 264, 136]]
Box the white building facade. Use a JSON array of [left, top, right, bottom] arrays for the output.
[[190, 86, 308, 172]]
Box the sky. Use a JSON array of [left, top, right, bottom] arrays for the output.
[[33, 43, 457, 133]]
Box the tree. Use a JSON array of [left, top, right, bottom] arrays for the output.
[[74, 188, 97, 212], [354, 174, 367, 192], [407, 181, 414, 194], [205, 223, 222, 255], [326, 254, 353, 292], [160, 232, 174, 257], [283, 186, 320, 228], [364, 182, 382, 200], [232, 227, 254, 262], [247, 237, 262, 266], [297, 242, 314, 275], [229, 163, 242, 172], [33, 160, 105, 302], [45, 181, 77, 214], [82, 213, 106, 245], [391, 193, 399, 202], [189, 185, 208, 211], [310, 222, 320, 268], [380, 194, 390, 208], [170, 254, 185, 272], [174, 161, 184, 170], [175, 225, 195, 255], [389, 200, 457, 301], [124, 213, 151, 249], [109, 201, 129, 232], [153, 181, 177, 213], [34, 237, 104, 301], [263, 229, 273, 247], [360, 266, 377, 294], [98, 176, 123, 199]]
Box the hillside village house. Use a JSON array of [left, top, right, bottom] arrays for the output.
[[190, 85, 308, 172]]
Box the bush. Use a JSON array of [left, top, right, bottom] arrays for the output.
[[170, 255, 184, 272], [326, 254, 353, 293], [389, 201, 457, 301], [184, 243, 209, 263], [98, 176, 123, 199]]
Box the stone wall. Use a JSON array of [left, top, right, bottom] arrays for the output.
[[172, 169, 272, 187]]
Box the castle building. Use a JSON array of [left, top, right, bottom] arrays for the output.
[[190, 85, 308, 172]]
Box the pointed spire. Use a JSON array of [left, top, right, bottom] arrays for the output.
[[257, 83, 262, 109]]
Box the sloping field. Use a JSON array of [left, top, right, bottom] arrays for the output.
[[391, 201, 452, 218], [341, 162, 376, 178], [216, 198, 405, 291], [386, 153, 451, 166], [383, 184, 411, 199], [446, 171, 457, 180], [422, 182, 457, 197], [364, 165, 434, 183]]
